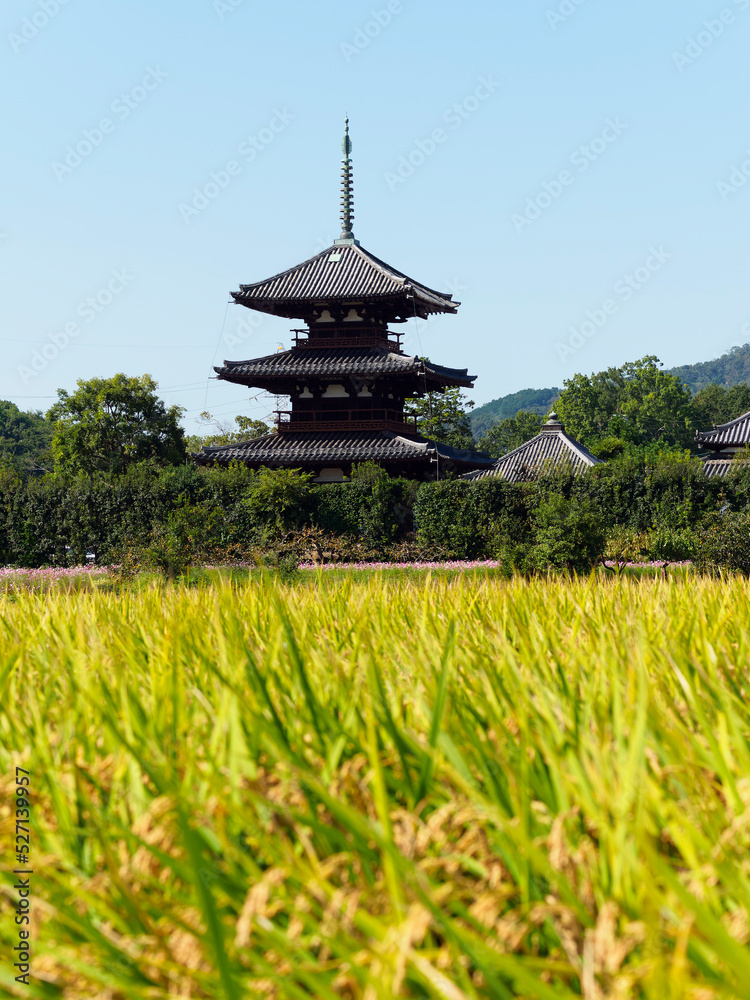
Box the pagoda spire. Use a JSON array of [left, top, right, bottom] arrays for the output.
[[336, 117, 358, 245]]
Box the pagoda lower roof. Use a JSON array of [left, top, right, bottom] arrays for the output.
[[232, 242, 458, 320], [215, 347, 474, 388], [695, 409, 750, 450], [194, 430, 493, 471]]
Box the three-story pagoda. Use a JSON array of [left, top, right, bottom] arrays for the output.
[[196, 121, 493, 481]]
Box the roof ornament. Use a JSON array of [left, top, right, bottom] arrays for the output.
[[335, 117, 359, 246]]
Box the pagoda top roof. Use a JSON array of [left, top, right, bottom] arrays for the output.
[[232, 241, 459, 321]]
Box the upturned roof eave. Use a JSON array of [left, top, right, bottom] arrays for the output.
[[211, 348, 475, 387], [193, 429, 493, 470], [695, 408, 750, 446], [231, 242, 458, 316], [231, 291, 457, 317]]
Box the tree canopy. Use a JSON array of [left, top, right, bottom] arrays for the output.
[[0, 401, 53, 474], [555, 357, 696, 452], [186, 412, 270, 453], [404, 386, 476, 451], [476, 411, 543, 459], [691, 383, 750, 431], [47, 374, 187, 475]]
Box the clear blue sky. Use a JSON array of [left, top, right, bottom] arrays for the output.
[[3, 0, 750, 430]]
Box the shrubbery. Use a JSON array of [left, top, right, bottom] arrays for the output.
[[695, 510, 750, 576]]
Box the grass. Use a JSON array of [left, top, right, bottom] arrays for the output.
[[1, 571, 750, 998]]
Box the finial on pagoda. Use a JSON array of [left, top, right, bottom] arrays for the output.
[[335, 117, 359, 246]]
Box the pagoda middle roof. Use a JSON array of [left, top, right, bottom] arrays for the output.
[[215, 347, 474, 387], [232, 242, 458, 319]]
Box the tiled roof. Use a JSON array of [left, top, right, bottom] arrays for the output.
[[195, 430, 493, 470], [215, 348, 473, 387], [696, 410, 750, 449], [232, 243, 457, 319], [702, 458, 750, 478], [463, 414, 602, 482]]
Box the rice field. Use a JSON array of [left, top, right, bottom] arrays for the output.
[[2, 571, 750, 999]]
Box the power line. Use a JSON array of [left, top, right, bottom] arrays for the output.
[[3, 340, 208, 349]]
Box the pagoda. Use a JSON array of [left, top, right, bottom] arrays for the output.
[[196, 120, 493, 481]]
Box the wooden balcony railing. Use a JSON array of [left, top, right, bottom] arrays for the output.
[[291, 328, 403, 352], [275, 409, 419, 435]]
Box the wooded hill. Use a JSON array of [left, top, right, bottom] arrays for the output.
[[469, 387, 560, 438], [667, 343, 750, 393], [471, 343, 750, 434]]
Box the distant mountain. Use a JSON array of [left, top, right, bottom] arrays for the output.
[[469, 387, 559, 438], [470, 344, 750, 437], [666, 343, 750, 393]]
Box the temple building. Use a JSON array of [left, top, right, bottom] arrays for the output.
[[196, 121, 493, 481], [463, 412, 602, 482], [696, 410, 750, 477]]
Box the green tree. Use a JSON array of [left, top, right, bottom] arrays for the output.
[[476, 411, 543, 459], [0, 401, 53, 473], [186, 412, 270, 452], [530, 494, 606, 574], [48, 374, 187, 475], [556, 357, 695, 450], [404, 386, 476, 451], [692, 383, 750, 431]]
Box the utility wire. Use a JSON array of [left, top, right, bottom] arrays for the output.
[[204, 300, 232, 411]]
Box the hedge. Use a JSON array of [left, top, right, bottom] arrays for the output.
[[0, 456, 748, 569]]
